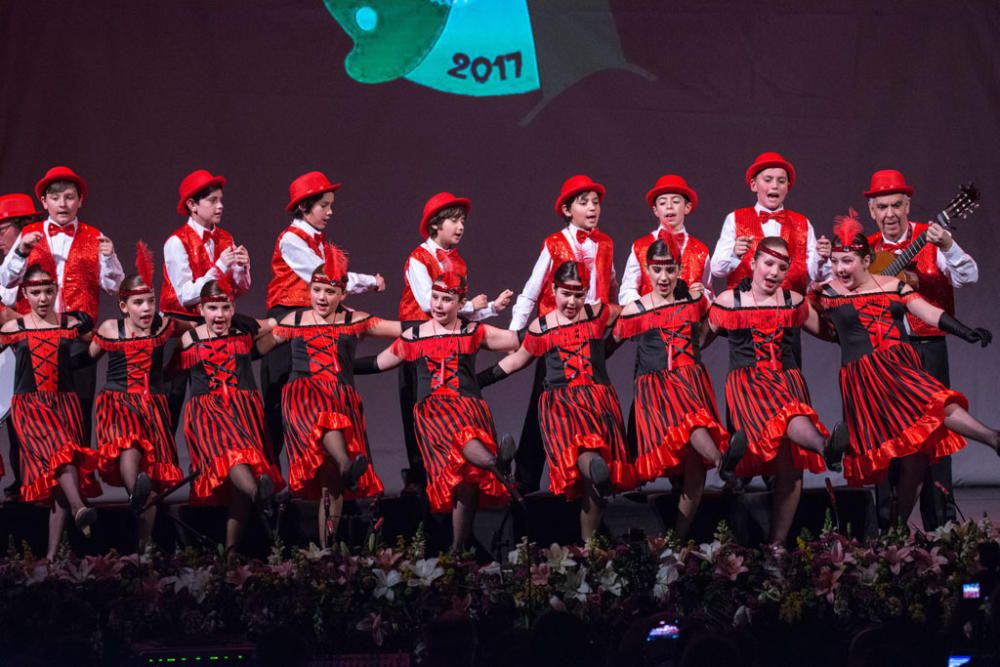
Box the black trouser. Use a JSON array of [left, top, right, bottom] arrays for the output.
[[71, 341, 97, 441], [260, 306, 296, 468], [4, 418, 21, 494], [397, 318, 429, 488], [164, 337, 189, 434], [513, 359, 547, 493], [874, 336, 956, 530]]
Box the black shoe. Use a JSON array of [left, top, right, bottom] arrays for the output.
[[497, 434, 517, 476], [74, 506, 98, 537], [825, 422, 849, 473], [588, 457, 612, 498], [719, 430, 748, 483], [255, 474, 275, 518], [3, 481, 20, 501], [129, 472, 152, 515], [342, 456, 369, 491]]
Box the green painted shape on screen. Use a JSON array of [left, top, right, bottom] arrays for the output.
[[323, 0, 451, 83]]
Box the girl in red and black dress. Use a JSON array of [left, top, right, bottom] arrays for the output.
[[88, 244, 186, 548], [178, 279, 284, 552], [0, 259, 100, 560], [706, 237, 846, 546], [268, 253, 399, 547], [480, 261, 637, 541], [808, 214, 998, 525], [612, 238, 744, 541], [363, 272, 518, 553]]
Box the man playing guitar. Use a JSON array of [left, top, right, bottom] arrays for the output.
[[865, 169, 979, 530]]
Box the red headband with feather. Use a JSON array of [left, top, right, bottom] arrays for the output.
[[431, 270, 468, 297], [554, 260, 590, 293], [22, 245, 57, 287], [311, 245, 349, 288], [649, 234, 682, 267], [202, 275, 235, 303], [833, 208, 867, 252], [121, 241, 156, 298]]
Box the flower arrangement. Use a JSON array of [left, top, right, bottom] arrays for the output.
[[1, 517, 996, 661]]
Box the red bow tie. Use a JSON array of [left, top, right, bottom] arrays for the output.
[[757, 209, 787, 224], [435, 248, 456, 263], [657, 229, 686, 244], [48, 224, 75, 238], [880, 240, 908, 254], [202, 228, 219, 245], [575, 229, 592, 245]]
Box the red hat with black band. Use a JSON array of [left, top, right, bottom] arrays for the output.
[[419, 192, 471, 239], [177, 169, 227, 217], [35, 166, 88, 202], [745, 152, 796, 189], [863, 169, 913, 199], [645, 174, 698, 212], [286, 171, 341, 213], [554, 175, 605, 217]]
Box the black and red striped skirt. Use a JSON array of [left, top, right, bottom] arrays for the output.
[[633, 364, 729, 482], [95, 390, 183, 492], [538, 383, 638, 500], [11, 391, 101, 503], [841, 344, 967, 485], [182, 389, 285, 504], [724, 366, 827, 477], [281, 376, 384, 500], [412, 394, 510, 514]]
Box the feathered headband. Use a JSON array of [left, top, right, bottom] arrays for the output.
[[22, 245, 57, 287], [120, 241, 155, 298], [310, 245, 349, 289], [554, 261, 590, 293], [649, 234, 682, 267], [431, 270, 468, 297], [202, 275, 235, 303], [833, 209, 867, 252]]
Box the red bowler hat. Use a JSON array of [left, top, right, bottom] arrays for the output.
[[35, 165, 88, 201], [745, 151, 796, 188], [554, 174, 606, 216], [419, 191, 471, 238], [0, 194, 45, 224], [645, 174, 699, 212], [864, 169, 913, 198], [176, 169, 227, 216], [286, 171, 342, 213]]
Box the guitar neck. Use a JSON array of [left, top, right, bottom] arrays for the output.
[[880, 210, 948, 276]]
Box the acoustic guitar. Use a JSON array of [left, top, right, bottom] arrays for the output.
[[868, 182, 980, 287]]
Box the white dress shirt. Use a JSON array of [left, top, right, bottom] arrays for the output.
[[404, 238, 498, 322], [710, 203, 831, 283], [880, 223, 978, 287], [0, 218, 125, 312], [509, 225, 617, 330], [618, 227, 713, 305], [163, 218, 251, 308], [279, 219, 378, 294]]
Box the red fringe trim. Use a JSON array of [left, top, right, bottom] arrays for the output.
[[634, 410, 729, 482], [273, 316, 379, 342], [392, 325, 485, 364], [843, 389, 968, 486], [734, 402, 828, 478], [96, 436, 184, 491], [817, 290, 919, 311], [21, 442, 101, 503], [708, 300, 807, 332], [424, 427, 511, 514], [189, 447, 285, 505], [180, 333, 253, 369], [524, 306, 610, 357], [0, 326, 77, 347], [94, 324, 172, 352]]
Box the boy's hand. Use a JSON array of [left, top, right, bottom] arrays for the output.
[[218, 246, 236, 269], [470, 293, 489, 310], [231, 245, 250, 266], [98, 235, 115, 256], [492, 289, 514, 312], [374, 274, 386, 292], [816, 235, 832, 261], [688, 282, 705, 300], [734, 235, 754, 258], [17, 231, 44, 256]]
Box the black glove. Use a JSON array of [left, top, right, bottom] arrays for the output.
[[65, 310, 94, 335], [673, 278, 690, 301], [938, 313, 992, 347], [231, 313, 260, 337], [476, 363, 509, 389], [354, 355, 381, 375]]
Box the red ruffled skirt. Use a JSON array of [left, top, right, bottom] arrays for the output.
[[538, 384, 638, 500], [11, 392, 101, 503], [841, 344, 967, 485], [95, 391, 183, 491], [182, 389, 285, 504], [412, 394, 510, 514], [634, 365, 729, 482], [724, 367, 828, 477], [281, 376, 383, 500]]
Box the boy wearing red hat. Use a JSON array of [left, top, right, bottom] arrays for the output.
[[508, 175, 617, 492], [262, 171, 386, 460], [710, 152, 831, 294], [0, 166, 125, 437], [619, 174, 711, 304], [397, 192, 513, 489], [0, 193, 46, 500], [864, 168, 979, 531], [161, 169, 251, 428]]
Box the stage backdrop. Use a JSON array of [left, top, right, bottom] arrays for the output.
[[1, 0, 998, 494]]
